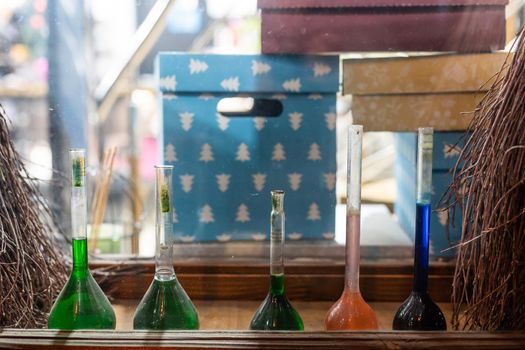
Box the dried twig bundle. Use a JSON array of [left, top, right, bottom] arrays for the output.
[[443, 29, 525, 331], [90, 147, 117, 252], [0, 105, 68, 328]]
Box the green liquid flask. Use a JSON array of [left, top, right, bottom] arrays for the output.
[[249, 190, 304, 331], [133, 165, 199, 330], [48, 149, 116, 330]]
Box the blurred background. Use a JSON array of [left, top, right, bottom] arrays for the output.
[[0, 0, 264, 257], [1, 0, 522, 258]]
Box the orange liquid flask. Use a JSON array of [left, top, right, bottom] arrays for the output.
[[325, 126, 379, 331]]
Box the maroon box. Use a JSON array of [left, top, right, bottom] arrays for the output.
[[259, 0, 508, 53]]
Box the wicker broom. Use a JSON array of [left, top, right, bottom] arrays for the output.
[[0, 104, 68, 328], [443, 28, 525, 331]]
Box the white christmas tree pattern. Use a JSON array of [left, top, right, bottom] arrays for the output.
[[308, 93, 322, 100], [443, 143, 461, 158], [189, 58, 208, 74], [180, 174, 194, 193], [253, 117, 266, 131], [437, 209, 449, 226], [199, 143, 214, 162], [179, 112, 194, 131], [282, 78, 301, 92], [252, 173, 266, 192], [289, 112, 303, 131], [457, 184, 466, 197], [308, 143, 322, 161], [159, 75, 176, 91], [236, 204, 250, 222], [288, 173, 302, 191], [216, 174, 230, 192], [307, 203, 321, 221], [324, 173, 336, 191], [325, 112, 336, 130], [272, 143, 286, 161], [163, 94, 177, 101], [288, 232, 302, 240], [429, 240, 435, 255], [313, 62, 332, 77], [180, 235, 195, 243], [235, 143, 250, 162], [216, 234, 232, 242], [172, 208, 178, 223], [200, 204, 215, 223], [221, 76, 240, 92], [271, 94, 287, 100], [251, 233, 266, 241], [323, 232, 335, 240], [164, 143, 177, 162], [251, 60, 271, 76], [216, 113, 230, 131], [199, 93, 214, 101]]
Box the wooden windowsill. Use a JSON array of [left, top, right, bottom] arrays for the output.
[[92, 259, 455, 302], [1, 329, 524, 350], [111, 299, 451, 331], [3, 261, 522, 350]]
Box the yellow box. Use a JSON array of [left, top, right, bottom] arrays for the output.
[[343, 52, 510, 95], [343, 53, 509, 131], [351, 92, 485, 131]]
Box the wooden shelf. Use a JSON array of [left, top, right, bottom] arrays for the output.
[[93, 260, 454, 302], [1, 299, 523, 349], [1, 329, 524, 350], [4, 261, 498, 349], [111, 300, 450, 331]]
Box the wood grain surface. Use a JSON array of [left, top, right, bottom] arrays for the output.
[[2, 300, 522, 350], [93, 260, 454, 302], [2, 328, 524, 350], [112, 300, 452, 331]]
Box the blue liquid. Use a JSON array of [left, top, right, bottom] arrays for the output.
[[392, 202, 446, 330], [414, 203, 430, 293]]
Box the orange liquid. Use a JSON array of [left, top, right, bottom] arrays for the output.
[[325, 288, 379, 330]]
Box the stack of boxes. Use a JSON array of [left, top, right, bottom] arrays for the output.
[[157, 15, 512, 253], [343, 53, 510, 131], [343, 53, 509, 257]]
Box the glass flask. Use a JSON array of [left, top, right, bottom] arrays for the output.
[[249, 190, 304, 331], [392, 127, 447, 331], [133, 165, 199, 330], [48, 149, 116, 329], [325, 126, 379, 331]]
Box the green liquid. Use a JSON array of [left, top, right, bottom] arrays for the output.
[[48, 239, 116, 329], [133, 277, 199, 330], [249, 274, 304, 331]]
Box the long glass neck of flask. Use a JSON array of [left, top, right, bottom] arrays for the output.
[[155, 165, 175, 279], [345, 126, 363, 292], [270, 190, 285, 295], [70, 148, 88, 269], [414, 127, 433, 293]]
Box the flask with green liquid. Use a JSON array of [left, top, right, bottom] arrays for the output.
[[249, 190, 304, 331], [48, 148, 116, 329], [133, 165, 199, 330]]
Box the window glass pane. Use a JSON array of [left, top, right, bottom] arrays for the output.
[[1, 0, 521, 263]]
